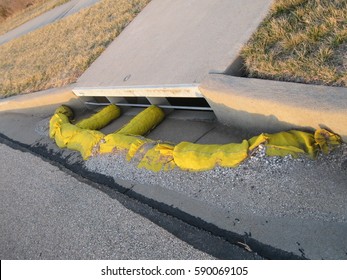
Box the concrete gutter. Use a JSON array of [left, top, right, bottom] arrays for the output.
[[199, 74, 347, 142], [0, 89, 346, 259], [127, 183, 346, 260]]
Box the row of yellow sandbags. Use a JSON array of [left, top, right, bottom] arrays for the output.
[[49, 104, 341, 172]]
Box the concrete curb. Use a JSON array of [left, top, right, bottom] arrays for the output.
[[0, 86, 86, 113], [199, 74, 347, 142]]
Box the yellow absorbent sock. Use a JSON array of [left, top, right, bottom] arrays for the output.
[[173, 140, 249, 172], [248, 133, 268, 152], [54, 105, 74, 119], [49, 105, 342, 172], [49, 113, 70, 139], [314, 129, 342, 154], [54, 123, 82, 149], [49, 105, 74, 139], [265, 130, 317, 158], [67, 129, 105, 160], [116, 105, 165, 136], [249, 130, 318, 159], [137, 143, 176, 172], [248, 129, 342, 159], [75, 104, 121, 130], [127, 137, 154, 161], [98, 133, 152, 159]]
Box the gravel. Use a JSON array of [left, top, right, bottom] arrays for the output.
[[36, 118, 347, 223], [85, 143, 347, 223]]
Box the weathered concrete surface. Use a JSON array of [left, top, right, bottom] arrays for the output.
[[76, 0, 273, 89], [0, 86, 81, 113], [0, 0, 100, 46], [1, 92, 346, 259], [130, 183, 347, 260], [200, 74, 347, 142], [1, 0, 346, 261]]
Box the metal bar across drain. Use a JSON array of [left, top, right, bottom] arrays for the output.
[[85, 102, 213, 111]]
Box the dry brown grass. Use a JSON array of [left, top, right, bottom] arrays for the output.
[[0, 0, 151, 98], [0, 0, 69, 35], [0, 0, 38, 20], [241, 0, 347, 87]]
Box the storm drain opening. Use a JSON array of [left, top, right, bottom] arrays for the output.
[[83, 96, 214, 112], [73, 84, 215, 112], [166, 97, 211, 110]]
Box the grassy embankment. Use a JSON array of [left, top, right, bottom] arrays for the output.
[[0, 0, 150, 98], [241, 0, 347, 87]]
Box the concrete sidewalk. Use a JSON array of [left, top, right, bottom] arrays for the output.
[[0, 0, 100, 45], [75, 0, 273, 90]]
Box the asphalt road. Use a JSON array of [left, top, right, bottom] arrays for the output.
[[0, 143, 259, 260]]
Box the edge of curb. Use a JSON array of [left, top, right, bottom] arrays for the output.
[[0, 85, 85, 113], [199, 74, 347, 142]]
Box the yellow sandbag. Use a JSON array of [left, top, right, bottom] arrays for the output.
[[54, 123, 82, 149], [314, 129, 342, 154], [264, 130, 317, 158], [98, 133, 151, 159], [67, 130, 104, 160], [173, 140, 249, 171], [127, 137, 154, 161], [248, 133, 268, 152], [49, 104, 343, 173], [76, 104, 121, 130], [49, 113, 70, 139], [49, 105, 74, 139], [54, 105, 74, 119], [116, 105, 165, 136], [137, 143, 176, 172]]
